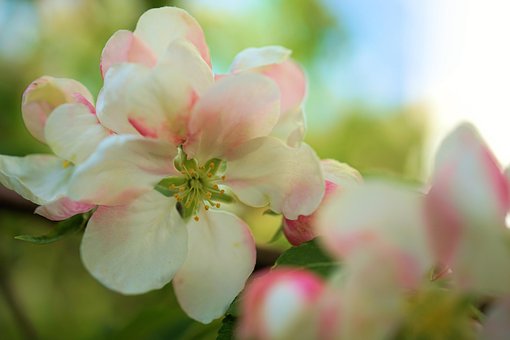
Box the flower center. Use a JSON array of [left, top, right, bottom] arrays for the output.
[[155, 149, 232, 221]]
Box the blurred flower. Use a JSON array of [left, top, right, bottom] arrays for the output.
[[283, 159, 361, 246], [479, 297, 510, 339], [0, 76, 110, 220], [425, 123, 510, 294]]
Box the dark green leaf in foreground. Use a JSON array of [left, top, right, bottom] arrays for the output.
[[217, 314, 236, 340], [274, 238, 338, 277], [15, 212, 90, 244]]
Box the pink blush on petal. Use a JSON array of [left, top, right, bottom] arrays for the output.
[[128, 117, 158, 138]]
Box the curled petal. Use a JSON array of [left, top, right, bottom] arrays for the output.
[[45, 103, 111, 164], [237, 268, 325, 340], [134, 6, 210, 65], [283, 160, 361, 246], [0, 154, 73, 205], [184, 74, 280, 162], [35, 197, 94, 221], [173, 210, 256, 323], [226, 137, 324, 220], [81, 191, 187, 294], [97, 39, 213, 144], [68, 135, 176, 206], [230, 46, 291, 73], [100, 30, 157, 77], [22, 76, 94, 143]]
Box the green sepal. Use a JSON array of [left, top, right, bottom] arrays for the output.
[[15, 212, 91, 245], [263, 209, 280, 216], [155, 177, 187, 197], [268, 223, 284, 243], [209, 189, 234, 204], [176, 200, 199, 221]]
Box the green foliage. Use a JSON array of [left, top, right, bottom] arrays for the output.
[[216, 314, 236, 340], [274, 238, 338, 277], [14, 212, 90, 245]]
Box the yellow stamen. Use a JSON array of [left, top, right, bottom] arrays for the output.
[[221, 175, 226, 181], [205, 205, 210, 211], [213, 184, 219, 190], [62, 160, 71, 168], [216, 203, 221, 208], [194, 216, 200, 222]]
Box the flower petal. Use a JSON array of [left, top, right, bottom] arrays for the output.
[[230, 46, 307, 145], [81, 191, 187, 294], [22, 76, 94, 143], [425, 123, 510, 294], [44, 103, 111, 164], [100, 30, 157, 78], [184, 74, 280, 162], [173, 210, 256, 323], [316, 180, 432, 273], [134, 7, 210, 65], [225, 137, 324, 219], [0, 154, 73, 205], [35, 197, 94, 221], [230, 46, 291, 73], [68, 135, 176, 206], [237, 269, 325, 340], [97, 39, 213, 144]]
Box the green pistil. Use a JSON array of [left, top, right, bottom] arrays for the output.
[[155, 149, 232, 221]]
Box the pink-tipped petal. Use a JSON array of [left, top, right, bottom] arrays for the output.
[[173, 210, 256, 323], [44, 103, 111, 164], [426, 123, 510, 294], [316, 180, 432, 274], [184, 74, 280, 161], [100, 30, 157, 77], [35, 197, 94, 221], [68, 135, 176, 206], [134, 7, 210, 65], [283, 160, 362, 246], [81, 191, 187, 294], [237, 268, 325, 340], [230, 46, 307, 145], [22, 76, 94, 143], [226, 137, 324, 220], [97, 39, 213, 144]]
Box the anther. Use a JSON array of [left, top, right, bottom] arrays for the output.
[[205, 205, 210, 211], [194, 216, 200, 222], [220, 189, 225, 194], [216, 203, 221, 208], [205, 192, 212, 199], [209, 163, 215, 168], [207, 173, 212, 178], [221, 175, 226, 181], [213, 184, 219, 190]]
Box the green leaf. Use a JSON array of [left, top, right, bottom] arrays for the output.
[[216, 314, 236, 340], [15, 212, 90, 245], [274, 238, 338, 277]]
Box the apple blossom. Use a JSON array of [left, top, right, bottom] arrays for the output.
[[0, 76, 110, 220], [425, 123, 510, 294], [283, 159, 362, 246]]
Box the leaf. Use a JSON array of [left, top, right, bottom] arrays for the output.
[[216, 314, 236, 340], [15, 212, 90, 244], [274, 238, 338, 277]]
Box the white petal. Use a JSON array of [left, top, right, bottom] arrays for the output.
[[225, 137, 324, 219], [173, 210, 256, 323], [35, 197, 94, 221], [22, 76, 94, 143], [184, 74, 280, 162], [81, 191, 187, 294], [100, 30, 157, 77], [270, 107, 306, 147], [0, 154, 73, 205], [97, 40, 213, 144], [321, 159, 363, 187], [44, 103, 111, 164], [230, 46, 291, 73], [316, 180, 432, 273], [68, 135, 176, 206], [134, 7, 210, 65]]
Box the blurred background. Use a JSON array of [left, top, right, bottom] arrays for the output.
[[0, 0, 509, 338]]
